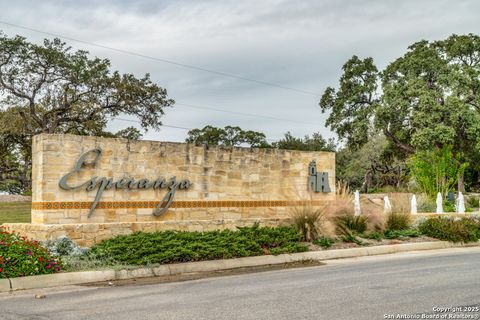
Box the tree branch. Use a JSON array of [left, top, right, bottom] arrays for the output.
[[383, 128, 415, 154]]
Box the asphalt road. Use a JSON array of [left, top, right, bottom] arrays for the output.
[[1, 248, 480, 320]]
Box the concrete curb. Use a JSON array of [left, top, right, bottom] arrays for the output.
[[1, 241, 478, 292], [0, 278, 11, 292], [8, 270, 116, 291]]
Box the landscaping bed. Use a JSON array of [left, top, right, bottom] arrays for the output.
[[40, 215, 475, 273], [0, 226, 61, 278], [2, 214, 480, 278]]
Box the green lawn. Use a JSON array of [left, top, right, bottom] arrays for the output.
[[0, 201, 31, 224]]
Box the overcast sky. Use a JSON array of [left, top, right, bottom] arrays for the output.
[[1, 0, 479, 143]]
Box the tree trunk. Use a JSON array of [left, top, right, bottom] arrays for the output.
[[397, 167, 402, 189], [362, 170, 371, 193], [458, 173, 465, 193]]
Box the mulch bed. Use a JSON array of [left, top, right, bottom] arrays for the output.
[[308, 235, 439, 251]]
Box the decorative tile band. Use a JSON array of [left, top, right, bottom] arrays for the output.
[[32, 200, 330, 210]]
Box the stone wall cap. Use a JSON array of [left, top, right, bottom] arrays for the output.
[[33, 133, 335, 154]]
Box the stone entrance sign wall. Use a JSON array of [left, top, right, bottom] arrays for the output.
[[4, 134, 335, 246]]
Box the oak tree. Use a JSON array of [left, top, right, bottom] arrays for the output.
[[320, 34, 480, 191], [272, 131, 336, 152], [186, 125, 269, 148], [0, 33, 174, 193]]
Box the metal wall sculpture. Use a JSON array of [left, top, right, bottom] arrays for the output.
[[308, 160, 331, 193]]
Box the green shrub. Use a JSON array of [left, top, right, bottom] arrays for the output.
[[89, 225, 308, 265], [407, 146, 468, 198], [384, 228, 421, 239], [419, 217, 480, 243], [364, 231, 383, 241], [339, 233, 363, 245], [456, 217, 480, 239], [313, 236, 335, 249], [444, 201, 456, 213], [0, 227, 62, 278], [335, 214, 368, 235], [386, 212, 412, 231], [466, 196, 480, 209]]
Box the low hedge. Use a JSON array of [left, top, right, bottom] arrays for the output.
[[419, 217, 480, 243], [0, 226, 62, 278], [89, 225, 308, 265]]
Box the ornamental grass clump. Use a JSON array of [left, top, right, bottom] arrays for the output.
[[388, 193, 411, 215], [417, 194, 437, 213], [334, 212, 368, 235], [360, 201, 385, 232], [331, 182, 370, 240], [386, 212, 412, 231], [0, 226, 62, 278], [290, 206, 326, 241], [466, 196, 480, 210]]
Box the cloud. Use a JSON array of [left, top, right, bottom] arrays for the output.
[[1, 0, 479, 142]]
